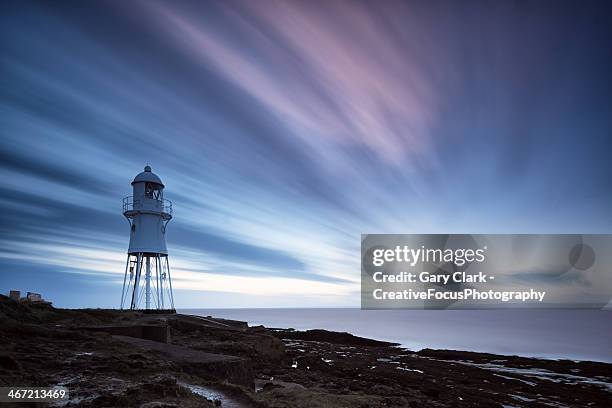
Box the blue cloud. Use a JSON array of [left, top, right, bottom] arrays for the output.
[[1, 0, 611, 307]]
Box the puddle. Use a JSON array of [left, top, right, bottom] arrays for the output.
[[511, 394, 535, 402], [492, 373, 537, 386], [180, 382, 250, 408], [449, 361, 612, 392], [396, 367, 424, 373]]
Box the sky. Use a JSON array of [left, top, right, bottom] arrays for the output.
[[1, 0, 611, 308]]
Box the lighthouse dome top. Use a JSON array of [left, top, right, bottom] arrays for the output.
[[132, 165, 164, 187]]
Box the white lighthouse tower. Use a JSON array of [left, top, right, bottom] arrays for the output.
[[120, 166, 175, 310]]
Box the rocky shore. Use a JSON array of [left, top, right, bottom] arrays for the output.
[[0, 296, 610, 407]]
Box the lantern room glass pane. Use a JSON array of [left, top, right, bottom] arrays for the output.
[[145, 183, 163, 200]]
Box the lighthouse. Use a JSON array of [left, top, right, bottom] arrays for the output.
[[120, 166, 175, 310]]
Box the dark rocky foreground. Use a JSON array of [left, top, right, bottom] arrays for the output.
[[0, 296, 610, 407]]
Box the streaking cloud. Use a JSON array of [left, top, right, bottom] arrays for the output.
[[144, 0, 440, 166], [0, 0, 611, 307]]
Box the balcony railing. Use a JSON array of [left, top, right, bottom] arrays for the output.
[[122, 195, 137, 213], [123, 196, 172, 215], [162, 198, 173, 215]]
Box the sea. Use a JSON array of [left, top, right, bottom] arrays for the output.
[[179, 308, 612, 363]]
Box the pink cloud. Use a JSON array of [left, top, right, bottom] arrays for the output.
[[142, 0, 442, 166]]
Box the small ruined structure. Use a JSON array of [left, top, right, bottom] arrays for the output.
[[26, 292, 42, 302], [7, 290, 50, 304], [121, 166, 175, 310]]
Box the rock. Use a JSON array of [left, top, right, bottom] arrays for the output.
[[273, 329, 399, 347], [370, 384, 395, 395], [419, 385, 439, 399], [263, 382, 283, 391], [140, 402, 178, 408], [1, 295, 611, 408], [0, 354, 20, 370]]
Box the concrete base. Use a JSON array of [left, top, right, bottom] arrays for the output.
[[81, 325, 171, 343], [114, 335, 254, 388]]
